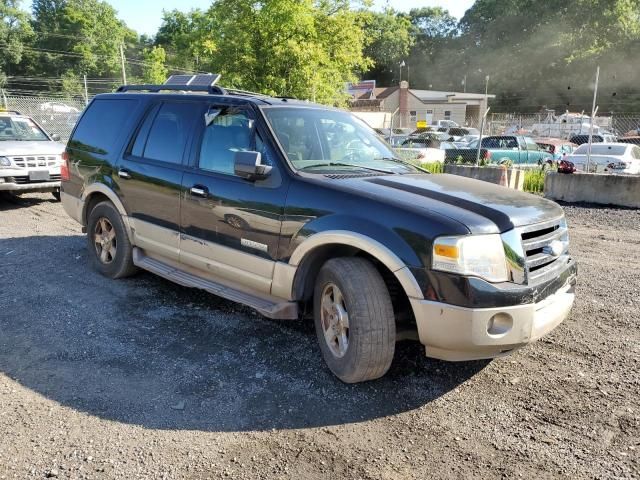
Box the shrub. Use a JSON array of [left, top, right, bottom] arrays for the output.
[[523, 168, 546, 193], [420, 162, 444, 174]]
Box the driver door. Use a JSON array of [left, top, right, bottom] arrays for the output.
[[179, 102, 290, 294]]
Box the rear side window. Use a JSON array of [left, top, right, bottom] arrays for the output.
[[139, 102, 199, 164], [70, 99, 138, 154]]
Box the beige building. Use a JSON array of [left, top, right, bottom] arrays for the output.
[[350, 81, 495, 129]]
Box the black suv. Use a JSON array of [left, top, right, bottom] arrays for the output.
[[61, 75, 577, 383]]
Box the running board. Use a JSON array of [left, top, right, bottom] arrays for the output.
[[132, 248, 298, 319]]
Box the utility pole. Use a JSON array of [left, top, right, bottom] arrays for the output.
[[119, 44, 127, 85], [83, 74, 88, 105], [586, 66, 600, 173]]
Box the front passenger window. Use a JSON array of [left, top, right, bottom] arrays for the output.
[[199, 109, 253, 175]]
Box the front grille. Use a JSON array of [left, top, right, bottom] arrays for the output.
[[9, 155, 60, 168], [520, 217, 569, 283]]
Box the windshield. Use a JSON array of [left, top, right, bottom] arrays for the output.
[[0, 116, 49, 141], [262, 107, 418, 174]]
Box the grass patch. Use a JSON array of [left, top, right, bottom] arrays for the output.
[[523, 168, 546, 193], [420, 162, 444, 174]]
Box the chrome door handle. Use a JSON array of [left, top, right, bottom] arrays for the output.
[[190, 185, 208, 197], [118, 169, 131, 179]]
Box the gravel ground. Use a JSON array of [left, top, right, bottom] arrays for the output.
[[0, 193, 638, 479]]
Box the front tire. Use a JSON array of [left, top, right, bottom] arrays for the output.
[[313, 257, 396, 383], [86, 201, 138, 279]]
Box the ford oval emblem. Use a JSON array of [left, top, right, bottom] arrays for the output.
[[543, 240, 564, 257]]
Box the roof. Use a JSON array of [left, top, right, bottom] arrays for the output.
[[104, 87, 327, 108], [373, 87, 399, 99]]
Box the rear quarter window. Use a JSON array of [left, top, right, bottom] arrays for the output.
[[69, 98, 138, 155]]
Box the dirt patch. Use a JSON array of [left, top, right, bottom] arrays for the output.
[[0, 194, 638, 479]]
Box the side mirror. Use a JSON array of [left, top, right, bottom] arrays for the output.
[[234, 151, 272, 181], [51, 134, 61, 142]]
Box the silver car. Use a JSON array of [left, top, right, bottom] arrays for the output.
[[0, 111, 66, 200]]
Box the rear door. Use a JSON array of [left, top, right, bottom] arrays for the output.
[[179, 102, 289, 294], [115, 99, 201, 261]]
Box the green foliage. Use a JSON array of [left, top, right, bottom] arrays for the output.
[[523, 168, 546, 194], [361, 9, 412, 84], [141, 46, 168, 84], [0, 0, 33, 76], [31, 0, 137, 78], [155, 0, 371, 105], [419, 162, 444, 174]]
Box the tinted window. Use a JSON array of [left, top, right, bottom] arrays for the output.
[[131, 103, 161, 157], [198, 107, 255, 175], [70, 99, 138, 154], [143, 102, 199, 164]]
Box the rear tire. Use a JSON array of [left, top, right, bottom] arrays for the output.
[[313, 257, 396, 383], [86, 201, 138, 279]]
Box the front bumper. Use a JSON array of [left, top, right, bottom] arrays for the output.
[[0, 166, 61, 193], [0, 179, 60, 192], [410, 277, 576, 361]]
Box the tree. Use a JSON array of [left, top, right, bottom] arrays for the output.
[[141, 45, 168, 84], [404, 7, 459, 89], [155, 0, 371, 105], [0, 0, 33, 78], [30, 0, 138, 79], [361, 9, 412, 84]]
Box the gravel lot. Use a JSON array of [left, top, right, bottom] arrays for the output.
[[0, 193, 638, 479]]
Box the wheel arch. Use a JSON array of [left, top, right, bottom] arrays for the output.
[[81, 183, 133, 240], [283, 231, 423, 303]]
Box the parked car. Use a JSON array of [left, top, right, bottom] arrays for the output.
[[60, 74, 577, 383], [395, 137, 446, 163], [618, 136, 640, 145], [445, 127, 480, 141], [431, 119, 459, 129], [533, 138, 577, 161], [0, 110, 65, 199], [567, 143, 640, 174], [445, 135, 553, 165], [39, 102, 80, 115], [568, 133, 617, 145]]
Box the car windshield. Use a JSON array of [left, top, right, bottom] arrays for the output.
[[574, 144, 627, 155], [262, 107, 419, 174], [0, 116, 49, 141]]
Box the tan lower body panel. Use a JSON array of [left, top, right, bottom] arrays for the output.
[[410, 282, 575, 361], [129, 218, 180, 261], [179, 234, 275, 295]]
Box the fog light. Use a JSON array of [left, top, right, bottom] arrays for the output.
[[487, 313, 513, 337]]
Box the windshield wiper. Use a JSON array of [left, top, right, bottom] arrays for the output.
[[299, 162, 395, 174], [374, 156, 429, 173]]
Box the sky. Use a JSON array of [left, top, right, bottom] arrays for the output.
[[76, 0, 476, 36]]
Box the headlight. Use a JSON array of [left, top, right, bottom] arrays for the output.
[[432, 234, 508, 282], [0, 156, 10, 167]]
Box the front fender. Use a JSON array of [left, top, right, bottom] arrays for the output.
[[286, 229, 423, 300]]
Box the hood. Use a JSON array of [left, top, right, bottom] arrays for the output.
[[340, 173, 564, 234], [0, 140, 66, 157]]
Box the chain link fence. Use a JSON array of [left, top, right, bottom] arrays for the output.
[[484, 112, 640, 139], [1, 94, 90, 141], [4, 92, 640, 142]]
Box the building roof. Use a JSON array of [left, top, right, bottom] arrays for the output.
[[373, 86, 399, 99]]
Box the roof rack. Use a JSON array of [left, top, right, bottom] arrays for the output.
[[117, 73, 228, 95]]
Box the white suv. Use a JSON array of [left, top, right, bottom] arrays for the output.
[[0, 111, 66, 200]]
